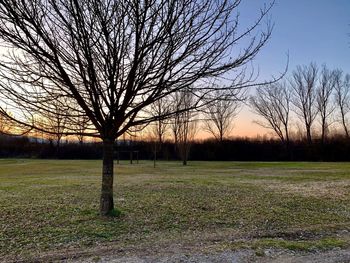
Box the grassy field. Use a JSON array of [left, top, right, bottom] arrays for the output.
[[1, 160, 350, 261]]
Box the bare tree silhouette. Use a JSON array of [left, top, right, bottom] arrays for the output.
[[0, 0, 274, 215], [250, 81, 291, 146], [316, 65, 337, 144], [149, 98, 171, 146], [38, 97, 70, 148], [171, 90, 198, 166], [291, 64, 318, 145], [203, 90, 241, 142], [334, 71, 350, 139]]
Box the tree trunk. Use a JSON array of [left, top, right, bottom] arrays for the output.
[[321, 117, 326, 145], [284, 125, 292, 160], [100, 138, 115, 215], [306, 126, 312, 145], [219, 128, 223, 143], [154, 141, 157, 168], [341, 110, 349, 139], [181, 142, 188, 166], [321, 129, 325, 145]]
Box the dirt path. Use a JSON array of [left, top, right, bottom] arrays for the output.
[[70, 248, 350, 263]]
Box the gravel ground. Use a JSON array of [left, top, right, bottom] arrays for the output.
[[70, 248, 350, 263]]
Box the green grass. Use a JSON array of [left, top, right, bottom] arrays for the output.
[[1, 160, 350, 261]]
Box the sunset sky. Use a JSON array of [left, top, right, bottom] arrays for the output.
[[1, 1, 350, 140], [222, 0, 350, 138]]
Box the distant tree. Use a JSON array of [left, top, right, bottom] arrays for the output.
[[334, 71, 350, 139], [250, 81, 291, 147], [148, 97, 172, 166], [0, 0, 274, 215], [43, 98, 70, 148], [149, 98, 171, 146], [203, 90, 241, 142], [74, 114, 90, 145], [171, 90, 198, 166], [316, 66, 337, 144], [291, 63, 319, 145]]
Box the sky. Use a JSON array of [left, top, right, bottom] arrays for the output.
[[221, 0, 350, 138], [1, 1, 349, 140]]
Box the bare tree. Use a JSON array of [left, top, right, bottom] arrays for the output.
[[250, 81, 291, 146], [42, 98, 70, 148], [0, 0, 274, 215], [66, 100, 94, 144], [149, 98, 171, 146], [290, 63, 318, 145], [74, 114, 90, 144], [172, 90, 198, 165], [334, 71, 350, 139], [203, 90, 241, 142], [148, 98, 172, 166], [316, 65, 337, 144]]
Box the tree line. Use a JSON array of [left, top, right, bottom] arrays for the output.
[[2, 133, 350, 162], [250, 63, 350, 149], [1, 63, 350, 164], [143, 63, 350, 164]]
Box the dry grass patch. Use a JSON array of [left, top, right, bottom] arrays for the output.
[[1, 160, 350, 261]]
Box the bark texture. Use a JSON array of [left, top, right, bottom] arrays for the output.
[[100, 139, 114, 215]]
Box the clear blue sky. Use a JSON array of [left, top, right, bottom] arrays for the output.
[[228, 0, 350, 137], [241, 0, 350, 79]]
